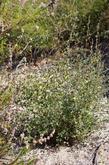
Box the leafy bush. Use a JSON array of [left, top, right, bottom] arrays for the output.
[[0, 0, 56, 65], [3, 52, 101, 146], [0, 87, 13, 110], [0, 0, 109, 65]]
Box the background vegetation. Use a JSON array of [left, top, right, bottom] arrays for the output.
[[0, 0, 109, 65]]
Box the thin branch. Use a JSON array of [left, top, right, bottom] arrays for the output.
[[18, 41, 30, 56]]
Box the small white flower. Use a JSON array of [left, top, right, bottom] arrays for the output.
[[39, 2, 47, 8], [36, 25, 39, 30], [20, 132, 25, 140]]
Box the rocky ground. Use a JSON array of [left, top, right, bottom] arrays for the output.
[[0, 65, 109, 165]]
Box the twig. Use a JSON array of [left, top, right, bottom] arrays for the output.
[[18, 41, 30, 56], [92, 144, 101, 165]]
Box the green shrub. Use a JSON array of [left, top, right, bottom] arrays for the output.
[[0, 86, 14, 111], [6, 52, 102, 146], [0, 0, 109, 65], [0, 0, 56, 64]]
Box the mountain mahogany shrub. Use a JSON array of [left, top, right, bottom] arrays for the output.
[[8, 53, 102, 146]]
